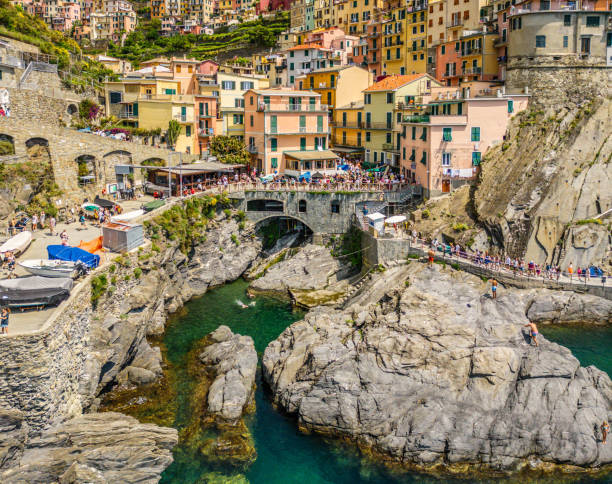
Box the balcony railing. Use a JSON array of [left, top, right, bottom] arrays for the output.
[[257, 104, 329, 112], [333, 121, 364, 129], [404, 114, 430, 123], [247, 145, 258, 153], [382, 143, 399, 152], [449, 19, 464, 28], [118, 111, 138, 119], [365, 122, 393, 130], [199, 128, 214, 137], [174, 114, 194, 122], [463, 66, 482, 75], [461, 48, 482, 56]]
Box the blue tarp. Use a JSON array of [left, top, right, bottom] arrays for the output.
[[299, 171, 311, 182], [339, 164, 350, 171], [47, 245, 100, 268], [589, 266, 603, 277]]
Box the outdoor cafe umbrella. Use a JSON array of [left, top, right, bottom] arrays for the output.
[[385, 215, 406, 224], [311, 172, 324, 179]]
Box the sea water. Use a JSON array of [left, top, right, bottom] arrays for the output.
[[150, 279, 612, 484]]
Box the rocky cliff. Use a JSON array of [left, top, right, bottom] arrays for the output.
[[263, 263, 612, 474], [474, 67, 612, 269]]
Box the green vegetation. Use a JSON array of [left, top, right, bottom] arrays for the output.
[[231, 233, 240, 246], [209, 135, 250, 165], [422, 209, 430, 219], [575, 219, 603, 225], [91, 273, 108, 305], [331, 226, 362, 269], [107, 12, 289, 65], [0, 0, 117, 89], [0, 140, 15, 155], [133, 267, 143, 279], [151, 195, 228, 253], [166, 120, 181, 149], [452, 222, 470, 232]]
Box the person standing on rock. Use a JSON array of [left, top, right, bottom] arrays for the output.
[[524, 321, 539, 347], [490, 279, 498, 299], [602, 421, 610, 444], [428, 249, 434, 267]]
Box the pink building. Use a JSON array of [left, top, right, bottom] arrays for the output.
[[400, 83, 529, 197], [305, 28, 347, 49], [197, 60, 220, 75], [195, 93, 219, 154], [51, 2, 80, 32], [243, 88, 340, 176], [170, 57, 200, 94]]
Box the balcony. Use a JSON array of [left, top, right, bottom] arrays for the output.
[[404, 114, 430, 123], [247, 145, 258, 153], [174, 113, 194, 123], [333, 121, 363, 129], [449, 20, 464, 28], [365, 122, 393, 130], [463, 66, 482, 75], [199, 128, 214, 137], [257, 104, 329, 112], [461, 48, 482, 57], [118, 111, 138, 119], [382, 143, 399, 153]]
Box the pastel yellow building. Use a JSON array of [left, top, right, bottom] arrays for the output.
[[335, 0, 384, 36], [381, 8, 407, 76], [301, 65, 372, 116], [332, 101, 365, 158], [405, 0, 428, 74]]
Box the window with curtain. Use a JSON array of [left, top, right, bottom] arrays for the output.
[[420, 128, 427, 141], [472, 151, 481, 165], [270, 138, 277, 151], [443, 127, 452, 141]]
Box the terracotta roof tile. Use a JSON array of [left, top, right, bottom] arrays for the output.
[[364, 74, 428, 92], [288, 42, 326, 51]]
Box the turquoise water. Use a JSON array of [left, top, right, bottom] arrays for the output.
[[158, 280, 612, 484]]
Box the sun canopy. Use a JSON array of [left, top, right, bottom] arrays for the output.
[[284, 150, 339, 161], [0, 276, 73, 306], [366, 212, 385, 222], [385, 215, 406, 224], [47, 245, 100, 268], [82, 203, 101, 212]]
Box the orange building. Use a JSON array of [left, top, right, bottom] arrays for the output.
[[243, 88, 341, 177]]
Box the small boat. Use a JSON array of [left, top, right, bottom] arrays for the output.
[[0, 276, 73, 309], [143, 199, 165, 212], [0, 231, 32, 256], [18, 259, 82, 278], [111, 209, 144, 222], [47, 245, 100, 269]]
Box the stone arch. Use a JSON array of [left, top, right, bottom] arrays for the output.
[[25, 137, 51, 164], [255, 214, 315, 237], [67, 104, 78, 115], [140, 157, 166, 167], [75, 154, 97, 186], [246, 198, 284, 212], [103, 150, 133, 188], [0, 133, 15, 155]]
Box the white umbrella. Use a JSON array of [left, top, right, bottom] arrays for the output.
[[385, 215, 406, 224]]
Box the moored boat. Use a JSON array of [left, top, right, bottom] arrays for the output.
[[0, 231, 32, 256], [18, 259, 83, 278], [111, 209, 144, 222]]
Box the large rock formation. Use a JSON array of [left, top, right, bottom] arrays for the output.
[[200, 325, 257, 421], [263, 263, 612, 473], [249, 244, 354, 307], [0, 411, 177, 483], [474, 72, 612, 269]]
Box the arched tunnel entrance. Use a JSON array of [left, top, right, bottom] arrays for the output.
[[256, 216, 313, 251]]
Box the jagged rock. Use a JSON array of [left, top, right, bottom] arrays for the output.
[[0, 409, 28, 471], [199, 326, 257, 421], [527, 290, 612, 325], [0, 412, 177, 483], [249, 244, 354, 306], [263, 264, 612, 473]]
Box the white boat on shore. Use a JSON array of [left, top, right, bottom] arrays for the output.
[[0, 231, 32, 256], [18, 259, 83, 278], [111, 209, 144, 222]]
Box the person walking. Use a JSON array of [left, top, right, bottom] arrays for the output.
[[568, 262, 574, 282], [39, 211, 45, 230], [49, 216, 56, 236], [31, 213, 38, 232], [491, 279, 498, 299], [524, 321, 539, 347], [60, 230, 69, 246], [0, 306, 10, 335], [428, 249, 435, 268]]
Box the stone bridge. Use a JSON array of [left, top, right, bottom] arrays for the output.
[[230, 189, 392, 240], [0, 88, 189, 199]]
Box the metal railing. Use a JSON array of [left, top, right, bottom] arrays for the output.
[[257, 104, 329, 112], [404, 114, 430, 123]]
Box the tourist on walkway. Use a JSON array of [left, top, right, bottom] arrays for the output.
[[79, 212, 86, 227], [0, 306, 9, 335], [568, 262, 574, 282], [491, 279, 498, 299], [49, 216, 56, 236], [60, 230, 69, 246], [602, 421, 610, 444], [40, 212, 45, 229], [428, 249, 434, 267], [524, 321, 539, 347], [31, 213, 38, 232]]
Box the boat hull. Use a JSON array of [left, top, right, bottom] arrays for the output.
[[19, 260, 77, 278]]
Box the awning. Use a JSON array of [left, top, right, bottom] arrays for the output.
[[284, 150, 339, 161], [331, 146, 364, 153], [385, 215, 406, 224], [366, 212, 385, 222]]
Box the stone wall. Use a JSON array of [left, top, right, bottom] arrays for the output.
[[237, 190, 385, 236], [362, 231, 612, 301]]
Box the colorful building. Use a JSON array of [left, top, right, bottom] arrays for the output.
[[400, 83, 529, 196], [300, 65, 372, 117], [332, 100, 365, 159], [362, 74, 441, 168], [243, 88, 337, 176], [404, 0, 428, 74]]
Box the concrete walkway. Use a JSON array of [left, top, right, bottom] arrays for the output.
[[0, 197, 153, 335]]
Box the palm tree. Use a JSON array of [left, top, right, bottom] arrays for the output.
[[166, 120, 181, 150]]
